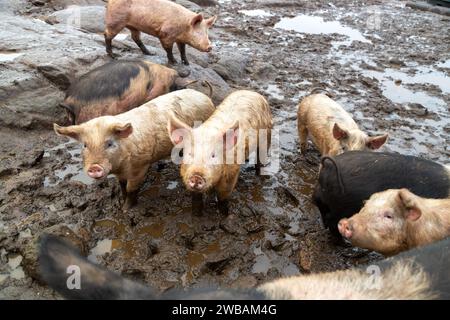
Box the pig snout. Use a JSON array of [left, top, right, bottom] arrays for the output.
[[188, 174, 206, 192], [87, 164, 105, 179], [338, 219, 353, 239], [205, 45, 212, 52]]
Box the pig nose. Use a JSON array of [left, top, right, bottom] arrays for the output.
[[338, 219, 353, 239], [87, 164, 105, 179], [206, 45, 212, 52], [188, 174, 206, 191]]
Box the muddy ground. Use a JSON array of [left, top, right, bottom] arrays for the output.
[[0, 0, 449, 299]]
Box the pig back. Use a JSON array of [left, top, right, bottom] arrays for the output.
[[207, 90, 272, 151], [115, 89, 215, 161]]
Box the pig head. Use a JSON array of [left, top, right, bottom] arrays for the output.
[[168, 114, 240, 193], [54, 118, 133, 179]]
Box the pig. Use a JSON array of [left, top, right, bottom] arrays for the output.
[[39, 234, 450, 299], [297, 93, 388, 156], [167, 90, 273, 214], [54, 89, 215, 209], [313, 151, 450, 237], [104, 0, 217, 64], [338, 189, 450, 255], [60, 59, 198, 125]]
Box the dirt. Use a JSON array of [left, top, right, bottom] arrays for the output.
[[0, 0, 449, 299]]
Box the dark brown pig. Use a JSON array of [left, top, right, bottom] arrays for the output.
[[104, 0, 217, 64], [60, 59, 197, 125]]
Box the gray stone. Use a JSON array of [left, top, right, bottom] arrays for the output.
[[46, 5, 106, 33]]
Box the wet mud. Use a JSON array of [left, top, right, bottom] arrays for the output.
[[0, 0, 449, 298]]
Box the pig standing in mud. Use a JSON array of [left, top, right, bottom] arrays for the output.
[[104, 0, 217, 64], [297, 92, 388, 156], [313, 151, 450, 237], [168, 90, 273, 214], [338, 188, 450, 255], [60, 60, 198, 125], [39, 235, 450, 299], [54, 89, 215, 209]]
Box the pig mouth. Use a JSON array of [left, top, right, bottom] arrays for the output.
[[86, 164, 108, 180], [337, 219, 353, 239]]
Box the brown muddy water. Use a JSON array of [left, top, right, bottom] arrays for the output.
[[0, 0, 449, 299]]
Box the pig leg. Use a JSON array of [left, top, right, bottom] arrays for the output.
[[215, 167, 240, 215], [128, 27, 152, 55], [256, 144, 262, 176], [298, 124, 309, 154], [160, 40, 177, 65], [191, 193, 204, 215], [122, 169, 148, 210], [104, 24, 125, 58], [176, 42, 189, 65]]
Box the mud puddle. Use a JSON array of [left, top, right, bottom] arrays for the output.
[[275, 14, 371, 45], [42, 141, 93, 187]]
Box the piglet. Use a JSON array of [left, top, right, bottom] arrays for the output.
[[54, 89, 215, 209], [297, 93, 388, 156], [105, 0, 216, 64], [168, 90, 273, 214], [60, 60, 196, 124], [338, 188, 450, 255]]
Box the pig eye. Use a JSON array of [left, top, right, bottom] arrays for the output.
[[105, 140, 115, 149], [383, 212, 393, 219], [83, 143, 87, 149], [211, 152, 216, 158]]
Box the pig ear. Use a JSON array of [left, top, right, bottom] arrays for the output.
[[332, 123, 348, 140], [397, 189, 422, 221], [53, 123, 82, 141], [113, 123, 133, 139], [206, 15, 217, 28], [223, 121, 239, 151], [366, 133, 388, 150], [191, 14, 203, 27], [167, 113, 191, 146]]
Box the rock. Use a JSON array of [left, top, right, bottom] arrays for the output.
[[0, 13, 109, 129], [189, 0, 218, 7], [252, 62, 277, 80], [180, 63, 231, 105], [46, 5, 106, 33], [47, 0, 105, 10], [172, 0, 202, 12], [212, 50, 249, 83]]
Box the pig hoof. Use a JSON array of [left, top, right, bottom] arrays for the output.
[[123, 199, 137, 211], [217, 200, 229, 215], [107, 53, 118, 60], [192, 203, 203, 216], [182, 60, 189, 66]]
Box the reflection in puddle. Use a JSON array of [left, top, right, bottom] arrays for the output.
[[5, 254, 26, 280], [0, 52, 23, 62], [89, 220, 166, 262], [43, 141, 93, 187], [275, 15, 370, 45], [239, 9, 273, 18], [87, 239, 113, 263]]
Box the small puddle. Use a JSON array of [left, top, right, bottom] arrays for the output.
[[0, 52, 23, 62], [43, 141, 93, 187], [87, 239, 113, 263], [265, 84, 285, 100], [275, 15, 370, 45], [239, 9, 273, 18]]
